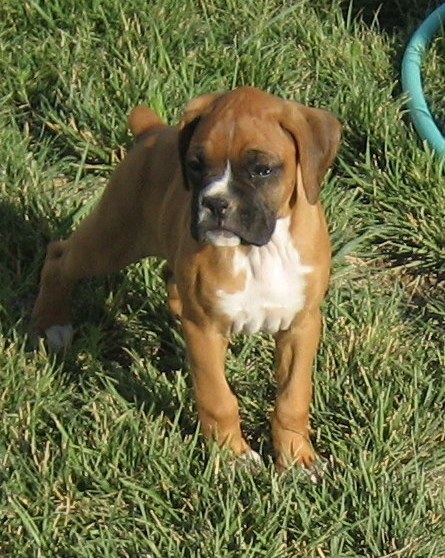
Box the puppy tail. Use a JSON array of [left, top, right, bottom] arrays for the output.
[[128, 105, 165, 138]]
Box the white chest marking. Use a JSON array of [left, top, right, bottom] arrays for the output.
[[216, 218, 312, 335]]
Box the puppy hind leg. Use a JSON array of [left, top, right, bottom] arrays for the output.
[[31, 239, 78, 351], [32, 216, 145, 351]]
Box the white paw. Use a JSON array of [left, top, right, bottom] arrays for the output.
[[301, 458, 329, 484], [238, 449, 264, 471], [45, 324, 73, 352]]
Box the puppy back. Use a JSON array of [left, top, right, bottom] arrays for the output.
[[128, 106, 166, 138]]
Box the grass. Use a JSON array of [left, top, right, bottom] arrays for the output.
[[1, 0, 444, 556]]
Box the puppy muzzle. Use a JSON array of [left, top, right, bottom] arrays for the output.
[[193, 193, 276, 248]]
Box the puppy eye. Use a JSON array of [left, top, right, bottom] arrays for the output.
[[187, 156, 205, 174], [251, 164, 274, 178]]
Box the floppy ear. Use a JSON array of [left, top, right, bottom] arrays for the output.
[[178, 93, 222, 189], [281, 102, 342, 204]]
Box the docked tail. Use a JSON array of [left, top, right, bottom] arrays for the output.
[[128, 105, 166, 138]]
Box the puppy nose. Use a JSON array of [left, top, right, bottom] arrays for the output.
[[201, 196, 229, 219]]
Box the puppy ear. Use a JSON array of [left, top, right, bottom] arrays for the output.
[[178, 93, 222, 189], [179, 92, 223, 128], [281, 102, 342, 204], [128, 105, 165, 138]]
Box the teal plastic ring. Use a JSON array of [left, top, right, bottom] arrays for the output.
[[401, 3, 445, 156]]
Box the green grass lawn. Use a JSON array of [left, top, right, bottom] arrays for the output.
[[1, 0, 444, 556]]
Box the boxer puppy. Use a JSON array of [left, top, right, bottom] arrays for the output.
[[32, 87, 341, 474]]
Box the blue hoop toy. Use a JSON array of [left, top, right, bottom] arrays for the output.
[[401, 3, 445, 156]]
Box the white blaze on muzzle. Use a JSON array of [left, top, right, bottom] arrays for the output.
[[199, 161, 232, 204], [199, 162, 241, 246]]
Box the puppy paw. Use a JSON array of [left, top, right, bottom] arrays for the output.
[[300, 456, 329, 484], [45, 324, 73, 352], [238, 449, 264, 472], [273, 430, 322, 479], [275, 451, 328, 483]]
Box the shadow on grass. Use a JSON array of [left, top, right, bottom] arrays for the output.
[[0, 200, 53, 327], [397, 266, 445, 341], [58, 271, 195, 433], [0, 197, 194, 432], [346, 0, 445, 100], [348, 0, 444, 33]]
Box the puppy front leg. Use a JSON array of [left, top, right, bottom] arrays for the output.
[[181, 318, 252, 458], [272, 308, 321, 473]]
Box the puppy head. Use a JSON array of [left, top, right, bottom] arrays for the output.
[[178, 87, 341, 247]]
